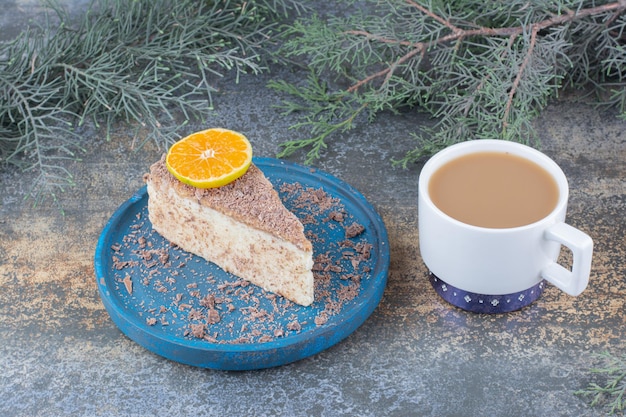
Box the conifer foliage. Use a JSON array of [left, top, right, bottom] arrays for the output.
[[270, 0, 626, 165], [0, 0, 301, 204]]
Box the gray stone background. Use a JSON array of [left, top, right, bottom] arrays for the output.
[[1, 1, 625, 416]]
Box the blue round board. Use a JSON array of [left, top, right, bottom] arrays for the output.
[[94, 157, 389, 370]]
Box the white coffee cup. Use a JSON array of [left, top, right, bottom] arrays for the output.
[[418, 140, 593, 313]]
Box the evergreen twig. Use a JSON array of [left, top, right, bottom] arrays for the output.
[[576, 351, 626, 416], [270, 0, 626, 165], [0, 0, 302, 205]]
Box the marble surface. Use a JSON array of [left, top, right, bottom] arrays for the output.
[[2, 2, 626, 416]]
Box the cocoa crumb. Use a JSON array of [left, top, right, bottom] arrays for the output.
[[324, 264, 343, 273], [112, 256, 136, 270], [122, 274, 133, 295], [206, 309, 220, 325], [279, 182, 300, 194], [190, 323, 206, 338], [200, 294, 215, 309], [300, 214, 317, 225], [188, 308, 204, 321], [337, 282, 360, 302], [286, 320, 302, 332], [314, 313, 329, 326], [290, 185, 340, 214], [144, 259, 158, 269], [341, 273, 360, 281], [327, 211, 346, 222], [355, 242, 372, 259], [312, 263, 324, 272], [173, 293, 183, 304], [345, 222, 365, 238]]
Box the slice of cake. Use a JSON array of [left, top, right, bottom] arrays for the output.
[[144, 156, 315, 306]]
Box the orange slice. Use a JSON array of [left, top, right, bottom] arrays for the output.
[[165, 128, 252, 188]]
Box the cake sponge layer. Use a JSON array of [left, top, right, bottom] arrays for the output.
[[145, 160, 314, 306]]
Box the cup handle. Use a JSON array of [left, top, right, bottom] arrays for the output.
[[541, 222, 593, 296]]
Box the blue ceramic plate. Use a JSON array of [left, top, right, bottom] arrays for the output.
[[94, 157, 389, 370]]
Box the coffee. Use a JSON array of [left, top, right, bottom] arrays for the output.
[[428, 151, 559, 228]]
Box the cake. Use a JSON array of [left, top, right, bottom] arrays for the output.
[[144, 156, 315, 306]]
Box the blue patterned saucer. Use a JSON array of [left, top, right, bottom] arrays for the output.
[[429, 273, 545, 313]]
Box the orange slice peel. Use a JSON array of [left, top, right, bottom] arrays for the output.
[[165, 128, 253, 188]]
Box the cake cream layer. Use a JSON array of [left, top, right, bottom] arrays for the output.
[[145, 158, 314, 306]]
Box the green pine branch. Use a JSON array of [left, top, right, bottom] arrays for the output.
[[576, 351, 626, 416], [268, 72, 370, 164], [0, 0, 303, 206], [269, 0, 626, 165]]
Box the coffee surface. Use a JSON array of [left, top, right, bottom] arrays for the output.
[[428, 151, 559, 228]]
